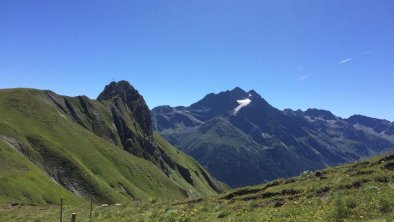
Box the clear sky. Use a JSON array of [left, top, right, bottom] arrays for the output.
[[0, 1, 393, 121]]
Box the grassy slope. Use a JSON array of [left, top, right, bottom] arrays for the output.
[[0, 88, 218, 206], [3, 151, 393, 221], [0, 140, 81, 205]]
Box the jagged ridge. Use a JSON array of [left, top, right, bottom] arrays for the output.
[[152, 87, 394, 187]]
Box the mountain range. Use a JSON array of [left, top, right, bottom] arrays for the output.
[[152, 87, 394, 187], [0, 81, 224, 206]]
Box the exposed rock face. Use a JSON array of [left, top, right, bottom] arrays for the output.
[[46, 91, 121, 145], [98, 81, 152, 136], [95, 81, 169, 168]]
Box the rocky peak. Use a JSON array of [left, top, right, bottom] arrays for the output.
[[191, 87, 248, 108], [230, 87, 248, 98], [347, 115, 393, 135], [97, 80, 141, 102], [247, 90, 261, 99], [347, 115, 388, 126], [304, 108, 337, 120], [98, 81, 153, 136], [188, 87, 248, 119]]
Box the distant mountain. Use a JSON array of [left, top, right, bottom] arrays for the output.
[[152, 87, 394, 187], [0, 81, 224, 206]]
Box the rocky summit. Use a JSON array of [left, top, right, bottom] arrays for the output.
[[98, 81, 153, 136]]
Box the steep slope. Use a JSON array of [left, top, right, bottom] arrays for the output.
[[0, 82, 223, 206], [152, 87, 394, 187], [0, 139, 81, 205]]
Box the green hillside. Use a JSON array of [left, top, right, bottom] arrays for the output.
[[0, 85, 223, 207], [0, 139, 81, 205], [2, 151, 393, 221]]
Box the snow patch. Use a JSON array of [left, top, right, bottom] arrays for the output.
[[234, 98, 251, 114]]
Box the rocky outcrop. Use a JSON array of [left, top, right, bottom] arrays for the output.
[[98, 81, 152, 136]]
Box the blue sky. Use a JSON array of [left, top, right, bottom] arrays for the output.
[[0, 1, 393, 120]]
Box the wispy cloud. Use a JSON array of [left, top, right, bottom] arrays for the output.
[[297, 75, 309, 81], [338, 50, 372, 64], [339, 57, 355, 64]]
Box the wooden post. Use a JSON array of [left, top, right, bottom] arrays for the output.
[[71, 213, 76, 222], [60, 198, 64, 222], [90, 200, 93, 218]]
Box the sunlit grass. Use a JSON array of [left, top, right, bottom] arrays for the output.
[[2, 153, 394, 221]]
